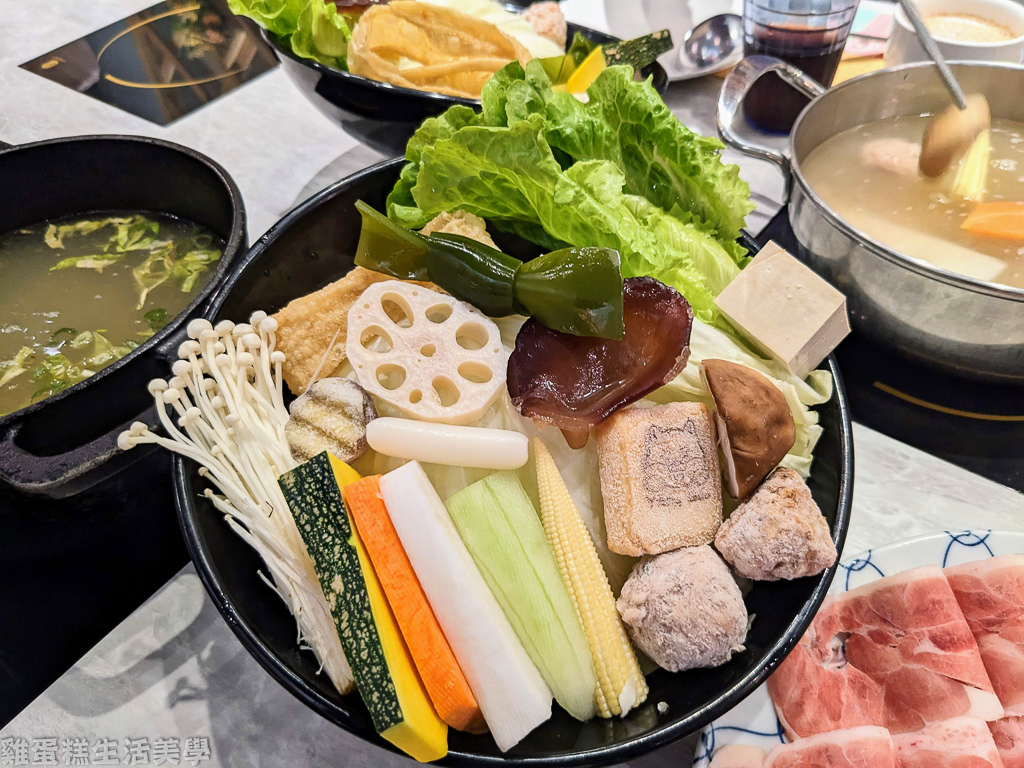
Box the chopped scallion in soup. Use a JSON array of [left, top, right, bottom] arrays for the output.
[[0, 212, 223, 417], [801, 115, 1024, 289]]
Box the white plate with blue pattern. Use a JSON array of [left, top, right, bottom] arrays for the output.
[[691, 529, 1024, 766]]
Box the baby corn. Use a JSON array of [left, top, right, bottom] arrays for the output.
[[533, 438, 648, 718], [953, 129, 991, 202]]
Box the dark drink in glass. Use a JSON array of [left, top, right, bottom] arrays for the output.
[[742, 0, 859, 133]]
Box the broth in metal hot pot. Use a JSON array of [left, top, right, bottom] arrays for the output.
[[801, 114, 1024, 289]]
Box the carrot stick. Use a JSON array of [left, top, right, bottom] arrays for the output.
[[344, 476, 485, 734], [961, 201, 1024, 240]]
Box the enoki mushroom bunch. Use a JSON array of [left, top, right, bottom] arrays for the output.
[[119, 313, 355, 694]]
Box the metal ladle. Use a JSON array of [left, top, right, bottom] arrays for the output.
[[898, 0, 992, 176]]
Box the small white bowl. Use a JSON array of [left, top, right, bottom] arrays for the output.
[[885, 0, 1024, 65]]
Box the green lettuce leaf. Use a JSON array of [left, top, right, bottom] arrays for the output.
[[621, 196, 741, 296], [480, 60, 527, 126], [387, 105, 484, 229], [580, 67, 753, 244], [403, 115, 737, 321], [226, 0, 305, 37], [227, 0, 356, 69], [499, 62, 754, 245], [291, 3, 358, 66], [389, 59, 755, 326]]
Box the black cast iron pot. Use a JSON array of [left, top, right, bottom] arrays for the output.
[[265, 22, 670, 156], [174, 157, 854, 765], [0, 135, 246, 499]]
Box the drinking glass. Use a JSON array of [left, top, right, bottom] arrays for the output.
[[742, 0, 860, 133]]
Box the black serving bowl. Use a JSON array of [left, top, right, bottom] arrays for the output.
[[0, 136, 246, 499], [264, 23, 670, 156], [174, 157, 854, 765]]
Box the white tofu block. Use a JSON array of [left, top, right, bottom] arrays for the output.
[[714, 241, 850, 379]]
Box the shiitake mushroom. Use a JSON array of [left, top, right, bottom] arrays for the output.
[[700, 358, 795, 499]]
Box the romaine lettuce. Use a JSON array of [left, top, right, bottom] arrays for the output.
[[227, 0, 356, 69], [389, 60, 754, 325]]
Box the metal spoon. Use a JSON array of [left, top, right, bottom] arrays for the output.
[[681, 13, 743, 69], [897, 0, 967, 109]]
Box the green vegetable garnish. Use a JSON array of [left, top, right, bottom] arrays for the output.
[[114, 216, 160, 252], [131, 238, 221, 309], [47, 215, 178, 273], [44, 217, 133, 250], [51, 254, 123, 272], [144, 308, 169, 332], [387, 61, 753, 326], [69, 331, 94, 349], [0, 347, 34, 388], [133, 246, 175, 309], [172, 249, 220, 292], [21, 329, 139, 401], [30, 353, 90, 400], [355, 200, 624, 339]]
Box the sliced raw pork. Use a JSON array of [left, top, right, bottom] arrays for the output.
[[893, 716, 1005, 768], [768, 595, 885, 738], [990, 717, 1024, 768], [769, 566, 1003, 739], [763, 726, 899, 768], [710, 745, 767, 767], [947, 556, 1024, 717]]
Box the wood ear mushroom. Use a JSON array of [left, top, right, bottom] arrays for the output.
[[507, 277, 692, 448]]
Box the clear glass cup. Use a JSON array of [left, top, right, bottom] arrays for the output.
[[742, 0, 860, 133]]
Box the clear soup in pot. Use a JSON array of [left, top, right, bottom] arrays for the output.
[[0, 212, 223, 417], [801, 114, 1024, 290]]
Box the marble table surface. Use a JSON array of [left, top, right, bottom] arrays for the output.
[[2, 1, 1021, 766]]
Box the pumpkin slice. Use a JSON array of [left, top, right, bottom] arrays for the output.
[[279, 453, 448, 762]]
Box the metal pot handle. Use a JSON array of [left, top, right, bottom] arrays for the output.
[[717, 55, 827, 201]]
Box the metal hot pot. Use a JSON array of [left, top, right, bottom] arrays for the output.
[[718, 57, 1024, 380]]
